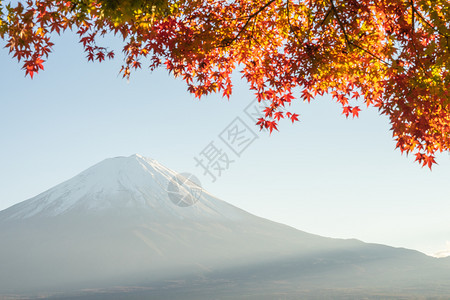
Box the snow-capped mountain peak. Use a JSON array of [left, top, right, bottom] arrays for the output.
[[0, 155, 246, 221]]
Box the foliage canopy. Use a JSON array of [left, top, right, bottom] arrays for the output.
[[1, 0, 449, 168]]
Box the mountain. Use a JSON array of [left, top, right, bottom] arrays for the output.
[[0, 154, 449, 299], [0, 154, 254, 220]]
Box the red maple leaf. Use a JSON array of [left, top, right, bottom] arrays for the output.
[[301, 89, 314, 103], [96, 52, 105, 62], [266, 121, 278, 134], [342, 106, 352, 118], [256, 118, 265, 130], [290, 113, 299, 123], [273, 111, 284, 121], [352, 106, 361, 118], [263, 106, 273, 117]]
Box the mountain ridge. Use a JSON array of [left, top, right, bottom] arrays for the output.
[[1, 154, 449, 298], [0, 154, 253, 222]]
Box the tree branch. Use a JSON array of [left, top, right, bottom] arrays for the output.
[[348, 41, 391, 66], [410, 3, 449, 50], [410, 4, 448, 38], [286, 0, 302, 44], [328, 0, 390, 66], [220, 0, 276, 47], [329, 0, 351, 52]]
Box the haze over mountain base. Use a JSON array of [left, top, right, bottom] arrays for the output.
[[1, 155, 449, 299]]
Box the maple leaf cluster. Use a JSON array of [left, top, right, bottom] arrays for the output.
[[1, 0, 449, 168]]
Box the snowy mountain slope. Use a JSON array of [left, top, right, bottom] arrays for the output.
[[0, 154, 449, 298], [0, 154, 333, 294], [0, 154, 252, 222]]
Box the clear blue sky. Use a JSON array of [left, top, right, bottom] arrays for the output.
[[1, 31, 449, 256]]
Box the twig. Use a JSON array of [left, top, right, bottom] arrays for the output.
[[286, 0, 303, 44], [329, 0, 390, 66], [349, 41, 391, 66], [320, 7, 333, 26], [411, 4, 448, 38], [410, 3, 449, 50], [220, 0, 276, 47], [329, 0, 351, 52]]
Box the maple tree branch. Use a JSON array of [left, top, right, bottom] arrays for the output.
[[293, 1, 391, 68], [220, 0, 276, 47], [249, 14, 265, 49], [409, 0, 423, 69], [320, 7, 333, 26], [410, 0, 415, 34], [329, 0, 351, 52], [410, 2, 449, 51], [348, 41, 391, 66], [327, 0, 390, 66], [286, 0, 303, 45], [410, 3, 450, 51], [410, 5, 448, 38], [306, 1, 322, 41]]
